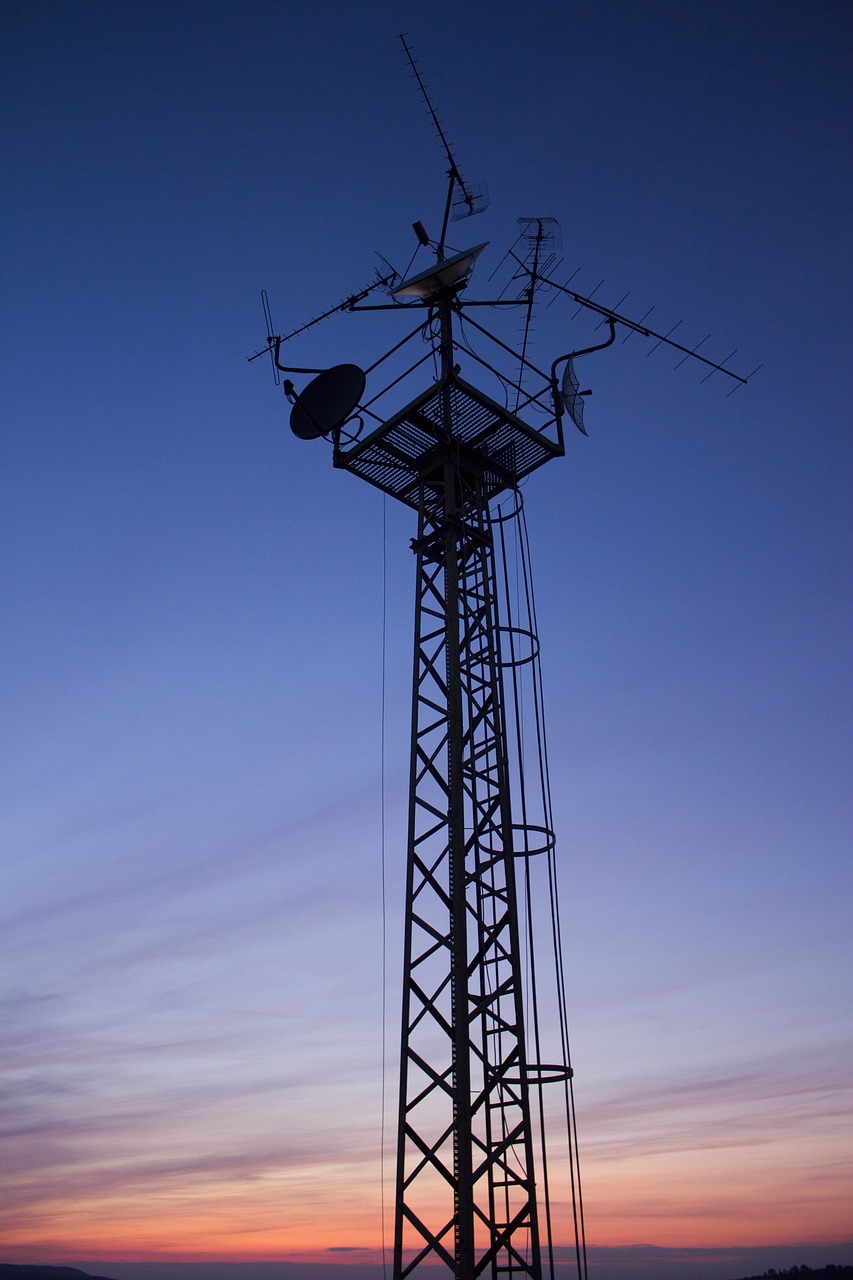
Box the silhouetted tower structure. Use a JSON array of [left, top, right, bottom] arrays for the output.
[[251, 36, 756, 1280], [351, 288, 562, 1277]]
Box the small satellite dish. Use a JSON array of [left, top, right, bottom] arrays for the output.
[[561, 357, 590, 436], [289, 364, 366, 440], [392, 242, 488, 300]]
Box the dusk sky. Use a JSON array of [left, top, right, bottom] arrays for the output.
[[1, 1, 851, 1276]]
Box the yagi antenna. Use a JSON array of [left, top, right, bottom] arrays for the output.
[[510, 249, 761, 389], [398, 34, 489, 252], [247, 270, 398, 370]]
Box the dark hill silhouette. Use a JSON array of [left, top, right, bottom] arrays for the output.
[[3, 1263, 852, 1280], [0, 1269, 116, 1280], [733, 1269, 853, 1280]]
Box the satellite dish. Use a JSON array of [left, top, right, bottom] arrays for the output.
[[561, 357, 590, 436], [392, 242, 489, 300], [289, 364, 366, 440]]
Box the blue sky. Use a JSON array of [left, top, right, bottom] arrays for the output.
[[1, 0, 851, 1269]]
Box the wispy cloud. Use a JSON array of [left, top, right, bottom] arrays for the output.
[[578, 1040, 853, 1161]]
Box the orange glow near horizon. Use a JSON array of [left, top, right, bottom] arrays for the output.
[[5, 1033, 852, 1267], [4, 1141, 853, 1266]]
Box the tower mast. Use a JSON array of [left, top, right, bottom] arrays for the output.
[[392, 292, 542, 1276]]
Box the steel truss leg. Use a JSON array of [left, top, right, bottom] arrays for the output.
[[393, 456, 542, 1280]]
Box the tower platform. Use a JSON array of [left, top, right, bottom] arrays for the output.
[[333, 371, 564, 511]]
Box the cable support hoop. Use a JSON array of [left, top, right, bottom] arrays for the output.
[[488, 489, 525, 525], [471, 823, 556, 859], [500, 1063, 574, 1086], [496, 623, 540, 668], [511, 822, 556, 858]]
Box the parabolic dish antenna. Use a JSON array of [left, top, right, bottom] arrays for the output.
[[289, 363, 366, 440], [561, 357, 589, 436], [392, 242, 489, 300]]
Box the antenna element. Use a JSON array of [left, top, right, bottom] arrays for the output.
[[398, 34, 489, 249]]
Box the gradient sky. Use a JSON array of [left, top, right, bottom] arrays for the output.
[[1, 0, 851, 1272]]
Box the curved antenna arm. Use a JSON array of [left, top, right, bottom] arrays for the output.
[[272, 337, 324, 375], [550, 318, 617, 385], [551, 319, 617, 441]]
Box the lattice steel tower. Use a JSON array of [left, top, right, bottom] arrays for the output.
[[355, 290, 563, 1277], [250, 36, 754, 1280]]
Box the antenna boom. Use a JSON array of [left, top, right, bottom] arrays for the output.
[[399, 33, 461, 179], [513, 253, 753, 385]]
